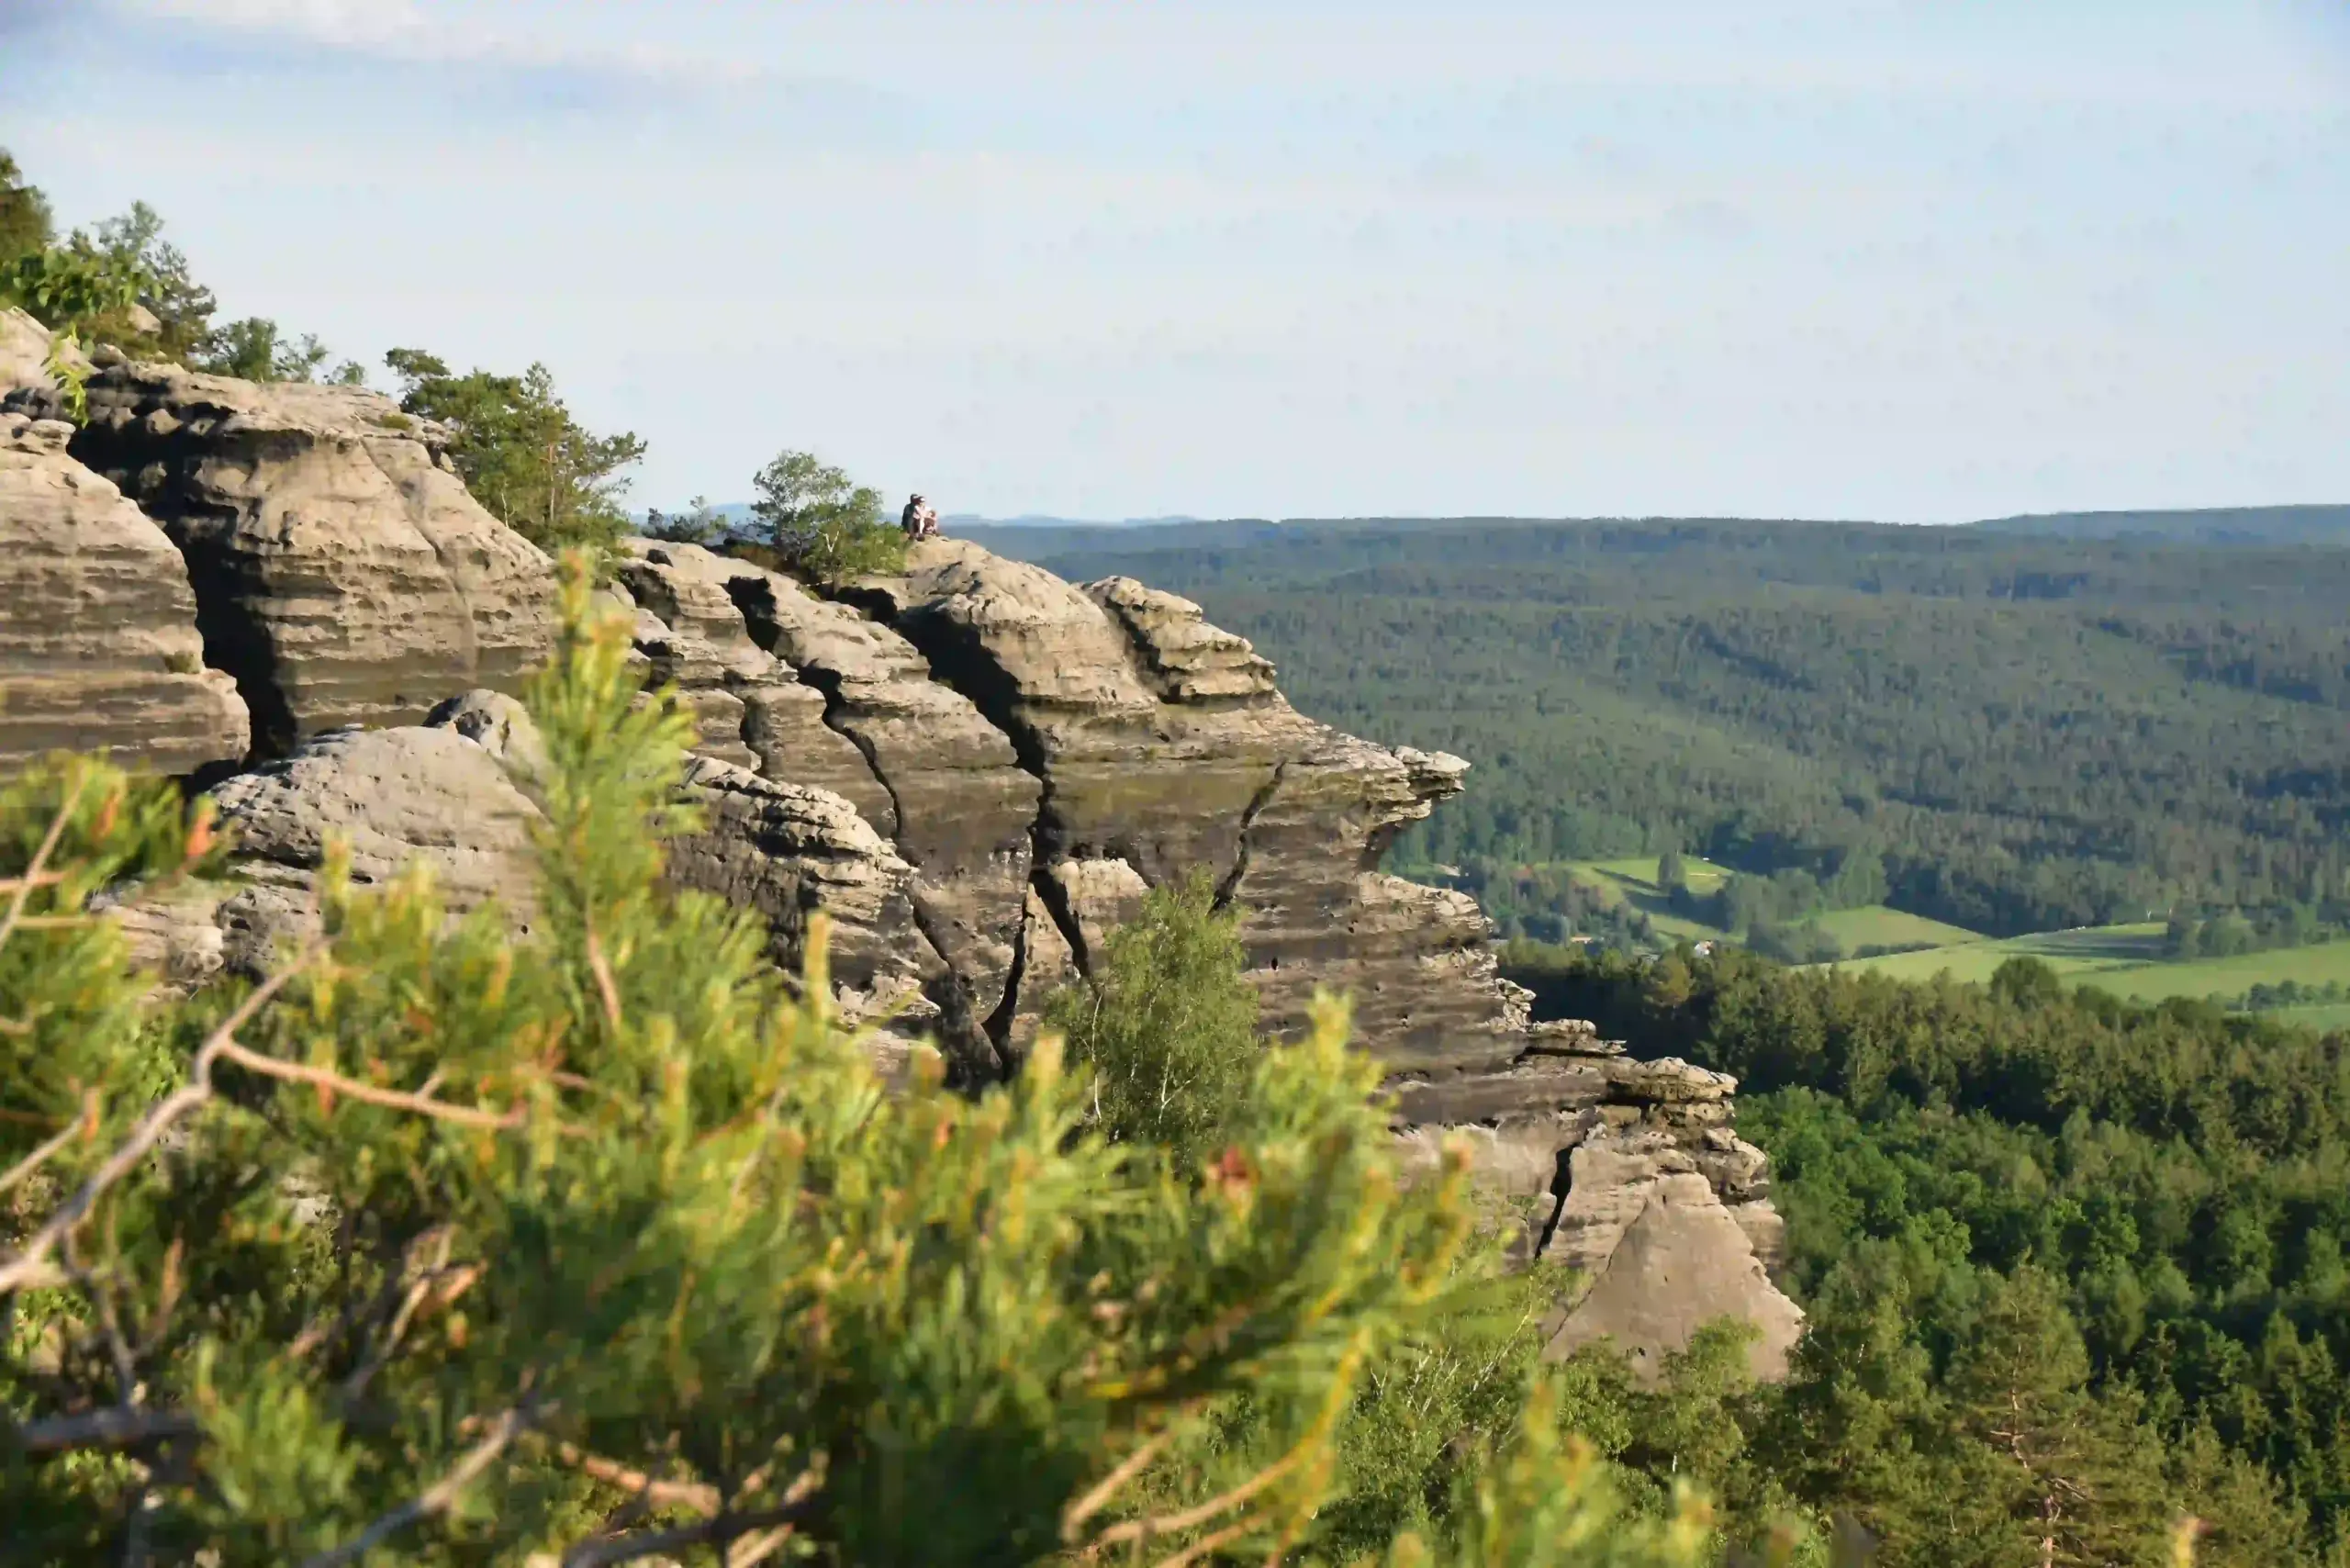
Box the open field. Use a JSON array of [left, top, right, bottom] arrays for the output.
[[1814, 906, 1986, 953], [1526, 857, 2350, 1026], [1826, 927, 2350, 1014], [2269, 1003, 2350, 1034], [1558, 857, 1988, 957], [1552, 855, 1732, 946], [1825, 924, 2168, 985]]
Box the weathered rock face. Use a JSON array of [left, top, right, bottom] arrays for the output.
[[666, 754, 937, 1044], [1393, 1028, 1800, 1383], [3, 335, 1798, 1378], [67, 362, 557, 758], [822, 539, 1797, 1373], [0, 412, 251, 775], [203, 708, 548, 975], [0, 308, 73, 414], [617, 541, 1039, 1074], [846, 541, 1517, 1075]]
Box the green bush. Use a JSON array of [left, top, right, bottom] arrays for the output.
[[385, 349, 646, 557], [1042, 870, 1259, 1173], [750, 449, 907, 582]]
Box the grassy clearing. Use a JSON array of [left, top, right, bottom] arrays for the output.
[[1558, 857, 1987, 956], [1827, 924, 2168, 986], [2270, 1002, 2350, 1034], [1813, 905, 1986, 952], [1827, 928, 2350, 1019], [1559, 855, 1740, 945]]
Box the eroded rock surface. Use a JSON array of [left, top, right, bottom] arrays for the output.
[[68, 362, 556, 756], [0, 308, 75, 416], [667, 755, 938, 1044], [12, 356, 1799, 1381], [826, 538, 1798, 1373], [0, 412, 251, 775], [1545, 1170, 1805, 1383], [204, 714, 546, 974], [617, 542, 1037, 1073]]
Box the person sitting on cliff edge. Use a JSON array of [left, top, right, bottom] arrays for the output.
[[901, 493, 941, 540]]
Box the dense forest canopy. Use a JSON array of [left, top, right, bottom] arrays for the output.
[[970, 518, 2350, 936]]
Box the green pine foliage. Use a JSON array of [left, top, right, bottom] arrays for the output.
[[385, 349, 647, 557], [1513, 941, 2347, 1561]]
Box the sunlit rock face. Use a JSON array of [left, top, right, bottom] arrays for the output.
[[69, 359, 555, 757], [2, 342, 1799, 1377]]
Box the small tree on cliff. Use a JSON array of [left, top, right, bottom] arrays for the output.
[[1043, 869, 1260, 1172], [195, 316, 367, 386], [0, 148, 54, 270], [0, 556, 1722, 1566], [750, 447, 907, 582], [386, 349, 647, 556]]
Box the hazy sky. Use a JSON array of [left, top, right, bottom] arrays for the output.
[[4, 0, 2344, 521]]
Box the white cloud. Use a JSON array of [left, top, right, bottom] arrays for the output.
[[118, 0, 767, 84]]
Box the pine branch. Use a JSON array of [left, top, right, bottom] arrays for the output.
[[0, 777, 83, 953], [0, 1089, 95, 1195], [297, 1401, 538, 1568], [9, 1406, 200, 1454], [0, 949, 318, 1296], [210, 1037, 528, 1131], [558, 1498, 818, 1568]]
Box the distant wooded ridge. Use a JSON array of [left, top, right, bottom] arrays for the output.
[[961, 512, 2350, 941], [649, 504, 2350, 543]]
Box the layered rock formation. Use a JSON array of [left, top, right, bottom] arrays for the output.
[[0, 353, 1800, 1380], [66, 359, 557, 758], [610, 537, 1803, 1379], [0, 412, 250, 775]]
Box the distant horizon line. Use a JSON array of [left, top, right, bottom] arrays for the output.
[[634, 501, 2350, 532]]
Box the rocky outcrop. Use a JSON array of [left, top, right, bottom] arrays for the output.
[[0, 308, 73, 415], [2, 340, 1797, 1375], [1393, 1027, 1799, 1382], [848, 541, 1516, 1074], [617, 542, 1039, 1075], [202, 708, 548, 975], [826, 540, 1796, 1374], [0, 412, 251, 775], [66, 362, 557, 758], [666, 755, 937, 1044]]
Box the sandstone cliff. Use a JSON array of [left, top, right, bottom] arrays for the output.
[[0, 412, 250, 776], [0, 356, 1800, 1381], [65, 357, 557, 758]]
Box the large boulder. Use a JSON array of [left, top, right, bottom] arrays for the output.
[[0, 411, 251, 775], [0, 307, 76, 415], [1543, 1169, 1805, 1383], [203, 716, 546, 974], [666, 755, 939, 1047], [68, 362, 557, 757]]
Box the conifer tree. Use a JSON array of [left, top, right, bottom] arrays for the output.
[[1945, 1269, 2170, 1567]]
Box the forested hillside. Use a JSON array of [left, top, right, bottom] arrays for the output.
[[1505, 940, 2350, 1561], [1975, 505, 2350, 545], [969, 519, 2350, 937]]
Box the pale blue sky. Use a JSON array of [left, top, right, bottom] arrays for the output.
[[4, 0, 2344, 521]]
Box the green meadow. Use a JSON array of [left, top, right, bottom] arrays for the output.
[[1826, 925, 2350, 1015]]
